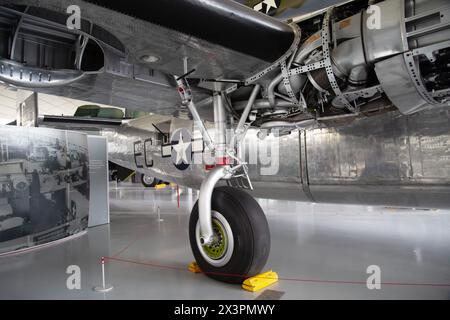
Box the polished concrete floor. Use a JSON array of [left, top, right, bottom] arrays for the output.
[[0, 183, 449, 300]]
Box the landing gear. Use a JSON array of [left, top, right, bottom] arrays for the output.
[[141, 175, 159, 188], [189, 187, 270, 284], [175, 71, 269, 284]]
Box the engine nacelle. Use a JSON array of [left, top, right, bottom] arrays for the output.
[[265, 0, 450, 124]]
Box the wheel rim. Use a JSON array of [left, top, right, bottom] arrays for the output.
[[142, 175, 155, 185], [195, 211, 234, 267]]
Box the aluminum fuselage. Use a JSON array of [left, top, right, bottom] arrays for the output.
[[102, 107, 450, 209]]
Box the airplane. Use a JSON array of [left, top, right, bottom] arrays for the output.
[[0, 0, 449, 284]]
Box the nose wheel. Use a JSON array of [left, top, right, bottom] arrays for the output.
[[189, 186, 270, 284]]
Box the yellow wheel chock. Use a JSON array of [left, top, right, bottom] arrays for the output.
[[188, 261, 202, 273], [188, 262, 278, 292], [242, 270, 279, 292]]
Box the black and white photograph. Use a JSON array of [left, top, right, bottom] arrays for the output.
[[0, 126, 89, 253]]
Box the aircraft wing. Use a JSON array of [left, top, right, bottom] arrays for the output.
[[0, 0, 296, 114]]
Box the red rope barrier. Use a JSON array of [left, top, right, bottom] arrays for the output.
[[103, 256, 450, 288]]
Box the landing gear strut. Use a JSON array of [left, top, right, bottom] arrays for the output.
[[175, 73, 270, 283]]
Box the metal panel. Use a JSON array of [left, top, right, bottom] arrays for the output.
[[362, 0, 407, 62], [306, 114, 411, 185], [407, 109, 450, 181], [1, 0, 282, 81], [375, 55, 430, 115], [305, 109, 450, 209], [103, 109, 450, 209], [87, 135, 109, 227]]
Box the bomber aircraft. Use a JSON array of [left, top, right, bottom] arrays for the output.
[[0, 0, 449, 284]]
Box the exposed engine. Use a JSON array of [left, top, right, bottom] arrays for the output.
[[233, 0, 450, 130]]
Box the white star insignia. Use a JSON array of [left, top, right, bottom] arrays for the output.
[[254, 0, 278, 14], [172, 132, 191, 165]]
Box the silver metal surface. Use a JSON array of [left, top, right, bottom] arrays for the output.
[[375, 55, 430, 115], [362, 0, 407, 62], [321, 8, 355, 113], [4, 0, 447, 210], [267, 73, 284, 107], [305, 108, 450, 208], [243, 23, 302, 86], [176, 75, 215, 151], [405, 0, 450, 48], [0, 0, 285, 115], [233, 99, 293, 111], [331, 38, 366, 79], [103, 106, 450, 209], [198, 166, 230, 245], [0, 59, 88, 88], [213, 93, 227, 158], [289, 61, 326, 76], [0, 0, 448, 123], [280, 60, 301, 106], [236, 85, 261, 136], [337, 85, 383, 107]]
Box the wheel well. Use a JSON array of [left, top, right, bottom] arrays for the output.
[[0, 5, 124, 72]]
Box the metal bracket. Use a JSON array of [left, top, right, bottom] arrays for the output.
[[10, 6, 29, 60], [321, 8, 355, 113], [226, 164, 253, 190], [342, 85, 384, 101], [404, 40, 450, 107], [288, 60, 326, 76], [74, 35, 89, 70], [404, 51, 440, 106], [280, 60, 300, 106], [225, 23, 302, 95], [174, 75, 215, 151], [411, 40, 450, 61]]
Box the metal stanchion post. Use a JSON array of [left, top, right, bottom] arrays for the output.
[[93, 257, 114, 293], [157, 206, 164, 222]]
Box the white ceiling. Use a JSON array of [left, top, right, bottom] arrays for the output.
[[0, 85, 123, 125]]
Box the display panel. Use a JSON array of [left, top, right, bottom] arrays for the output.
[[0, 126, 89, 254]]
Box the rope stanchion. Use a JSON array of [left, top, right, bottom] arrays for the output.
[[93, 257, 114, 293]]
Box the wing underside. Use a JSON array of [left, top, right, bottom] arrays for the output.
[[0, 0, 295, 114]]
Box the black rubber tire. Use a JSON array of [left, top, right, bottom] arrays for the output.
[[141, 175, 159, 188], [189, 186, 270, 284]]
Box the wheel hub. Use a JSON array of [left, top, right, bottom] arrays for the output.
[[202, 219, 228, 260], [142, 175, 154, 185], [195, 211, 234, 267]]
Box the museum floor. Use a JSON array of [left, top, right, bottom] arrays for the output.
[[0, 183, 449, 300]]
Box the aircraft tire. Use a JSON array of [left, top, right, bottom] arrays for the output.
[[189, 186, 270, 284], [141, 175, 159, 188]]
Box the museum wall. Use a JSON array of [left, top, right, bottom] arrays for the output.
[[0, 125, 89, 254]]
